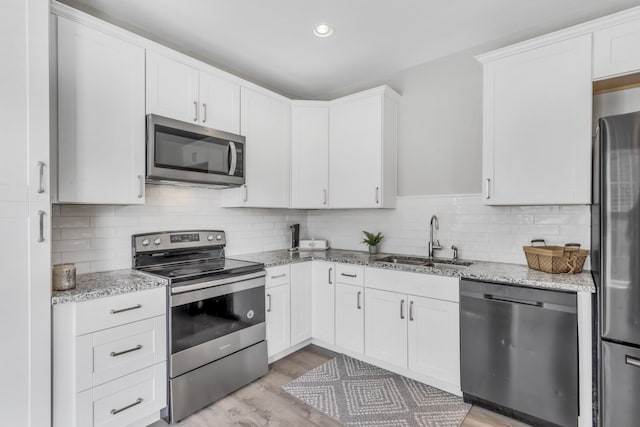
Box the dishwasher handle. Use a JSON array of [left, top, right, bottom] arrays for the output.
[[483, 294, 543, 307]]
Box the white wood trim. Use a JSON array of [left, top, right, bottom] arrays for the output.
[[329, 85, 401, 105], [577, 292, 594, 427], [476, 6, 640, 63], [396, 193, 482, 200], [268, 339, 312, 364]]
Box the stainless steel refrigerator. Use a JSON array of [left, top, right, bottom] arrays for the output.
[[592, 111, 640, 427]]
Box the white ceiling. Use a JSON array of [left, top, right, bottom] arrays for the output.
[[60, 0, 640, 100]]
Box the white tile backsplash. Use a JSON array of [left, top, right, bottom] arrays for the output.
[[53, 188, 591, 273], [52, 185, 306, 274], [306, 194, 591, 266]]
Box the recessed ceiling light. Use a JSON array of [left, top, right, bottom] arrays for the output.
[[313, 24, 334, 38]]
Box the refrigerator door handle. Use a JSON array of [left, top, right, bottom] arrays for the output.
[[625, 355, 640, 369]]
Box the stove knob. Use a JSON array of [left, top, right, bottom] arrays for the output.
[[153, 238, 162, 246], [216, 234, 223, 241], [207, 234, 214, 241], [141, 238, 150, 246]]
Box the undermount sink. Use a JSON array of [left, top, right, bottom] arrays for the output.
[[375, 255, 472, 268]]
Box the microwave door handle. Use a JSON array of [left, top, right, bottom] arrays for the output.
[[228, 141, 237, 176]]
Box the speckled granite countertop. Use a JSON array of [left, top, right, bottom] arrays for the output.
[[233, 249, 595, 293], [51, 269, 168, 305]]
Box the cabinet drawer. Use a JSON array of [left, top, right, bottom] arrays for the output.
[[77, 363, 166, 427], [75, 287, 166, 336], [365, 267, 459, 302], [336, 264, 364, 286], [76, 316, 166, 391], [266, 265, 290, 288]]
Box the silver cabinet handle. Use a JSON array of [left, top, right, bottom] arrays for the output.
[[375, 187, 380, 204], [626, 355, 640, 368], [243, 184, 248, 203], [485, 178, 491, 199], [270, 273, 286, 279], [409, 301, 414, 321], [323, 189, 327, 205], [193, 101, 198, 122], [110, 304, 142, 314], [357, 291, 362, 309], [341, 273, 357, 278], [266, 294, 272, 312], [111, 398, 143, 415], [110, 344, 143, 357], [400, 299, 405, 320], [228, 141, 238, 176], [328, 268, 333, 284], [137, 175, 144, 199], [37, 161, 45, 194], [202, 103, 207, 123], [37, 210, 45, 242]]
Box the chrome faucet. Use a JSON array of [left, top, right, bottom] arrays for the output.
[[428, 215, 443, 258]]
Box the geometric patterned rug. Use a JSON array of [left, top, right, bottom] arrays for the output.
[[283, 354, 471, 427]]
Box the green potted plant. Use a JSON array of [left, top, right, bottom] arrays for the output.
[[362, 231, 384, 255]]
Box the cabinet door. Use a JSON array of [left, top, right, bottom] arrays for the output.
[[223, 87, 290, 208], [408, 296, 460, 388], [364, 288, 407, 368], [311, 261, 335, 344], [335, 283, 364, 354], [290, 103, 329, 208], [329, 94, 382, 208], [482, 34, 592, 205], [265, 284, 290, 358], [146, 51, 199, 124], [57, 17, 145, 204], [199, 71, 240, 134], [290, 262, 312, 346], [593, 18, 640, 79]]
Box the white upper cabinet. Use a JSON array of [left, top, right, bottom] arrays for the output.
[[221, 87, 290, 208], [329, 87, 399, 208], [290, 102, 329, 209], [479, 34, 592, 205], [594, 18, 640, 79], [57, 16, 146, 204], [146, 51, 240, 134], [146, 51, 199, 124]]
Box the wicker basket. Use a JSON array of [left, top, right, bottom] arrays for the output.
[[523, 240, 589, 274]]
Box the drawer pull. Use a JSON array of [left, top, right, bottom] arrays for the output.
[[270, 273, 286, 279], [110, 304, 142, 314], [111, 397, 143, 415], [110, 344, 143, 358], [626, 355, 640, 369], [341, 273, 357, 278]]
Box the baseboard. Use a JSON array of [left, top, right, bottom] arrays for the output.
[[269, 339, 312, 364]]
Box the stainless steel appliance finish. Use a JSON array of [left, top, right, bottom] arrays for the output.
[[289, 224, 300, 251], [132, 230, 266, 424], [593, 111, 640, 427], [460, 279, 578, 427], [146, 114, 245, 187]]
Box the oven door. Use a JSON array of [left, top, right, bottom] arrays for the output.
[[169, 272, 265, 378], [147, 114, 245, 187]]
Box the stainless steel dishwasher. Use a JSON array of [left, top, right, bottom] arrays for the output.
[[460, 279, 578, 427]]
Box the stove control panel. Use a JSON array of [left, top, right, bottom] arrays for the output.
[[132, 230, 226, 253]]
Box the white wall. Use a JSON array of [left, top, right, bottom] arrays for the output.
[[52, 184, 306, 273], [307, 195, 591, 266]]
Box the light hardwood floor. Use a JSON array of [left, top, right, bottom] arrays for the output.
[[154, 345, 530, 427]]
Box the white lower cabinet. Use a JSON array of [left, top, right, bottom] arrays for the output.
[[311, 261, 335, 344], [364, 288, 408, 367], [53, 287, 167, 427], [290, 262, 312, 346], [265, 283, 291, 358], [407, 295, 460, 388], [335, 283, 364, 354]]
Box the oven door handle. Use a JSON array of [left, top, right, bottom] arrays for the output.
[[171, 271, 266, 307]]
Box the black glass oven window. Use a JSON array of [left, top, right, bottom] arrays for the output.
[[155, 125, 230, 174], [171, 286, 265, 354]]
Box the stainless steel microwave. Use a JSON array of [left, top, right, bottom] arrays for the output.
[[146, 114, 245, 187]]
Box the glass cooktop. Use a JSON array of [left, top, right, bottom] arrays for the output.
[[141, 258, 263, 284]]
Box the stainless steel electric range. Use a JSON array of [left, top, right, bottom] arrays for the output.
[[132, 230, 267, 424]]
